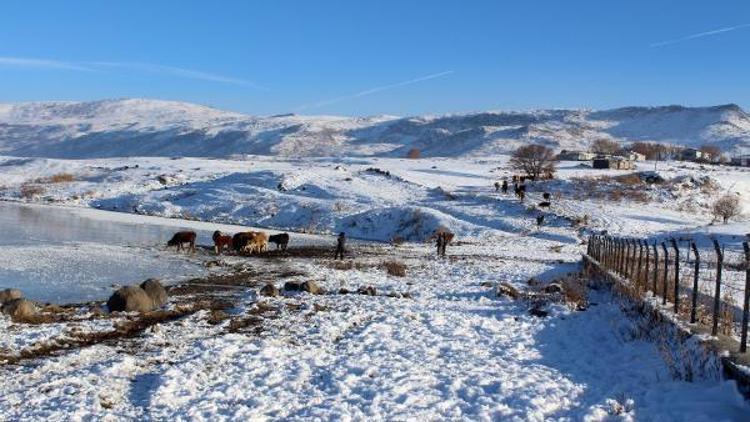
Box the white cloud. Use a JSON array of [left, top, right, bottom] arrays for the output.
[[298, 70, 455, 110], [0, 57, 93, 71], [0, 56, 263, 89], [650, 23, 750, 47]]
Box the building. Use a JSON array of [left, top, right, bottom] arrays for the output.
[[680, 148, 708, 162], [621, 151, 646, 161], [592, 155, 635, 170], [557, 150, 596, 161], [730, 155, 750, 167]]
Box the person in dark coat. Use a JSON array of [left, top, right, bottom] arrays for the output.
[[335, 232, 346, 260], [501, 180, 508, 194], [440, 232, 448, 257], [436, 233, 445, 257], [536, 214, 544, 228]]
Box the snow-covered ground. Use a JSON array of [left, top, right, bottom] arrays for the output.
[[1, 153, 749, 419]]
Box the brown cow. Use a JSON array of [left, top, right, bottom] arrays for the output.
[[167, 231, 196, 253], [212, 230, 233, 255]]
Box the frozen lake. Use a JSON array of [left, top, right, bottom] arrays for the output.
[[0, 203, 213, 304]]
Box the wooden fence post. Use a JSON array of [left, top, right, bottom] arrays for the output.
[[652, 242, 659, 295], [741, 242, 749, 353], [662, 242, 669, 305], [644, 240, 651, 292], [637, 240, 644, 289], [712, 239, 723, 337], [671, 238, 680, 313], [690, 241, 700, 324]]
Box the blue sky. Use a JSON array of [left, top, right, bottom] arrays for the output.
[[1, 0, 749, 116]]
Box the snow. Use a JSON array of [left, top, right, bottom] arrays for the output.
[[1, 148, 749, 418]]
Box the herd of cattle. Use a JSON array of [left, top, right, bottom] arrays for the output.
[[166, 230, 290, 255]]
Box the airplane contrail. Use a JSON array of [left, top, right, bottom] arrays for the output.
[[650, 23, 750, 47], [88, 61, 266, 90], [298, 70, 455, 110]]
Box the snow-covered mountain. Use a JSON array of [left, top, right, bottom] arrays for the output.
[[1, 98, 749, 158]]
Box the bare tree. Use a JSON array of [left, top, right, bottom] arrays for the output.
[[699, 144, 722, 162], [510, 145, 556, 179], [590, 138, 620, 155], [712, 194, 742, 224]]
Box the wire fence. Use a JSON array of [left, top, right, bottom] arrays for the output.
[[587, 235, 750, 353]]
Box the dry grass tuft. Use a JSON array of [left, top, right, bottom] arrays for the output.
[[48, 173, 76, 183], [383, 260, 407, 277]]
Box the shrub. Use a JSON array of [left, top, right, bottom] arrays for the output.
[[406, 148, 421, 159], [383, 260, 407, 277], [712, 194, 742, 224], [20, 183, 45, 199], [590, 138, 620, 155], [48, 173, 76, 183]]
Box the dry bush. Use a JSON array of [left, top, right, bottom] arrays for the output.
[[20, 183, 45, 199], [712, 194, 742, 224], [383, 260, 407, 277], [391, 236, 405, 246], [48, 173, 76, 183], [590, 138, 621, 155], [560, 275, 588, 309], [406, 148, 421, 159], [612, 173, 642, 186], [720, 293, 736, 336]]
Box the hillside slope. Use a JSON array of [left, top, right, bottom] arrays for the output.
[[1, 99, 749, 158]]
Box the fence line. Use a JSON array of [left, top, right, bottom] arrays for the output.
[[587, 234, 750, 354]]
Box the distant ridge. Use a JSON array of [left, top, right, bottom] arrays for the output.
[[1, 99, 748, 158]]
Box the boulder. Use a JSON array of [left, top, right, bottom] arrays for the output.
[[1, 298, 36, 321], [301, 281, 323, 295], [107, 286, 155, 313], [529, 307, 549, 318], [357, 286, 377, 296], [0, 288, 22, 304], [140, 279, 168, 307], [284, 281, 302, 291], [338, 288, 351, 295], [259, 283, 280, 297], [543, 283, 564, 294], [497, 282, 520, 300]]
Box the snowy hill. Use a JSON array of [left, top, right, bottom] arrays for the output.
[[1, 99, 749, 158]]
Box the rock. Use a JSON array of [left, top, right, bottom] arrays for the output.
[[301, 280, 323, 295], [479, 281, 493, 288], [204, 260, 225, 268], [543, 283, 564, 294], [140, 279, 168, 307], [284, 281, 302, 291], [259, 284, 280, 297], [497, 282, 520, 300], [529, 308, 549, 318], [0, 288, 22, 304], [1, 298, 36, 321], [357, 286, 377, 296], [107, 286, 155, 313], [338, 288, 351, 295]]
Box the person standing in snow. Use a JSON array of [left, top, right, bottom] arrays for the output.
[[436, 233, 445, 257], [334, 232, 346, 260], [501, 180, 508, 194], [494, 181, 501, 192], [536, 214, 544, 229], [440, 232, 449, 257]]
